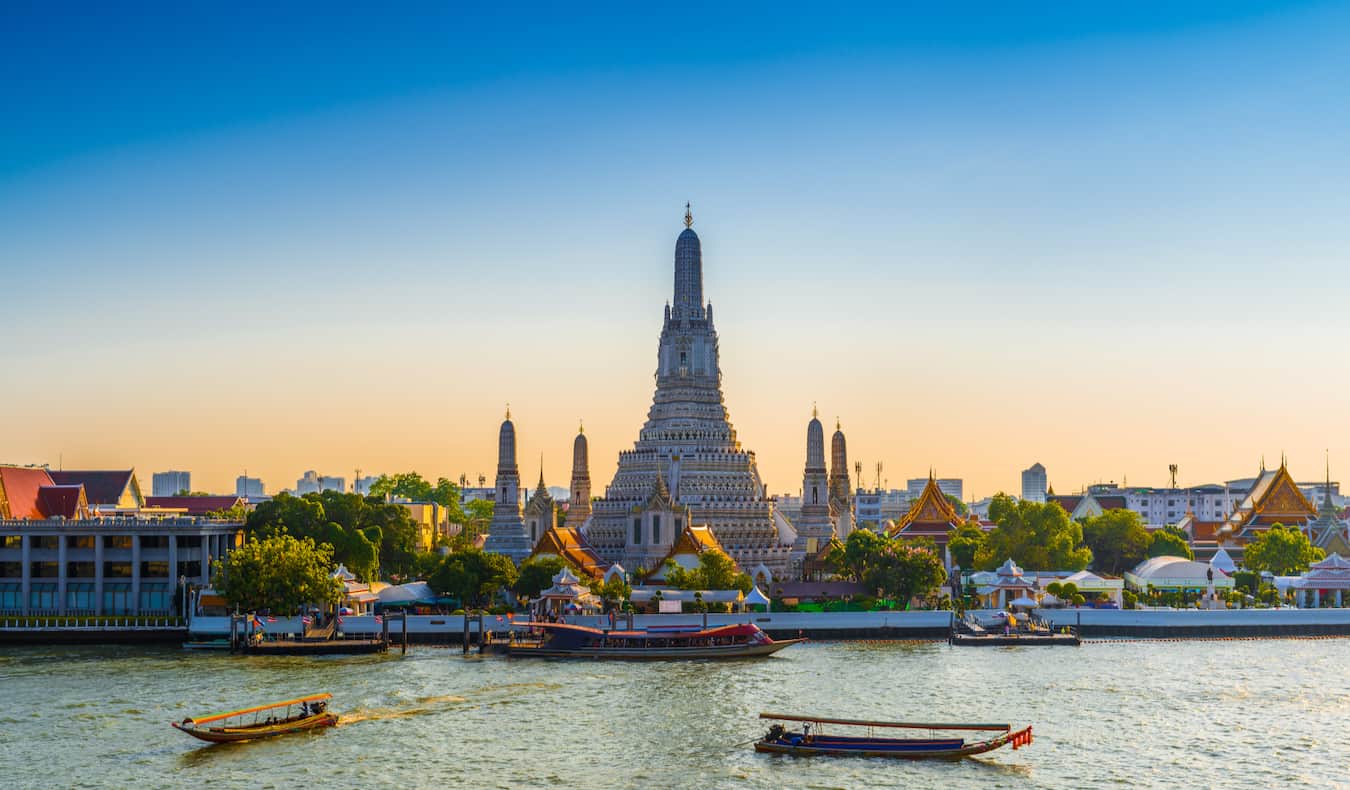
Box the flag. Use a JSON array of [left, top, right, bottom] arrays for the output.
[[374, 615, 383, 624], [495, 615, 503, 623], [302, 616, 312, 625], [266, 616, 276, 623]]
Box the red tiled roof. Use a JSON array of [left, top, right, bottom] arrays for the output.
[[145, 495, 243, 516], [0, 466, 56, 519], [1049, 495, 1083, 513], [49, 470, 135, 506], [36, 485, 86, 519], [1096, 496, 1128, 510]]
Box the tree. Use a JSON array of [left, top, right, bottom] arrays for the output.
[[947, 522, 986, 571], [428, 549, 518, 608], [245, 491, 422, 581], [1147, 528, 1193, 560], [1243, 524, 1325, 576], [826, 529, 946, 606], [369, 472, 435, 502], [945, 494, 969, 517], [864, 539, 946, 608], [1082, 509, 1151, 575], [974, 494, 1092, 571], [462, 499, 495, 538], [213, 533, 343, 614], [664, 550, 753, 593], [515, 555, 568, 599], [591, 575, 632, 612]]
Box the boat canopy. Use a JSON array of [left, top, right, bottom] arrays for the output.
[[759, 712, 1011, 731], [186, 694, 332, 726]]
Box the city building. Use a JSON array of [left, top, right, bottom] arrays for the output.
[[1021, 463, 1046, 504], [906, 477, 963, 502], [296, 471, 345, 495], [354, 475, 380, 496], [151, 470, 192, 497], [0, 465, 242, 616], [853, 487, 911, 529], [235, 476, 265, 498], [583, 209, 794, 578]]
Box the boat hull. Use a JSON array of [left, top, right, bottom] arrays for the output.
[[755, 726, 1031, 761], [506, 638, 804, 660], [172, 713, 338, 743]]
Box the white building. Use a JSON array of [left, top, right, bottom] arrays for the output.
[[353, 475, 380, 495], [235, 476, 265, 498], [1021, 463, 1047, 504], [296, 471, 345, 495], [151, 470, 191, 497], [907, 478, 962, 502]]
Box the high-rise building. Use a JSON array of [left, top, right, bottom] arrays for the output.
[[1021, 463, 1047, 504], [235, 476, 265, 498], [296, 471, 345, 495], [151, 470, 191, 497], [354, 475, 380, 496], [584, 207, 793, 578], [907, 477, 963, 502]]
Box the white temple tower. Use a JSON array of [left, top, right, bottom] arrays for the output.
[[793, 407, 834, 568], [584, 207, 792, 576], [829, 419, 855, 538], [565, 425, 592, 529], [483, 407, 531, 561]]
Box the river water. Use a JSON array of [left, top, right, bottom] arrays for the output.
[[0, 638, 1344, 788]]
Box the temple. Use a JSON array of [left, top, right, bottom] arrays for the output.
[[564, 425, 592, 529], [583, 208, 794, 578], [483, 407, 531, 561], [792, 407, 834, 569], [889, 473, 962, 549], [1183, 460, 1317, 563], [828, 418, 854, 538]]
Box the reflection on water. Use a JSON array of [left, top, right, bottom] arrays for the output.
[[1, 639, 1344, 788]]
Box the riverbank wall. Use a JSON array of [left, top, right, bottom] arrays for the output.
[[180, 608, 1350, 645]]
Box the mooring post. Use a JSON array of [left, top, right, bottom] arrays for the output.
[[382, 613, 390, 649], [402, 612, 408, 655], [462, 613, 470, 654]]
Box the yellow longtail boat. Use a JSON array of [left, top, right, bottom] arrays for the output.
[[172, 693, 338, 743]]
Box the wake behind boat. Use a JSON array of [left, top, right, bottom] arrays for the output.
[[172, 694, 338, 744], [487, 621, 802, 659], [755, 713, 1033, 760]]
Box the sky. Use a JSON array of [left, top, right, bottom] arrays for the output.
[[3, 2, 1350, 499]]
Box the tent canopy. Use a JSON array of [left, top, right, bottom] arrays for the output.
[[744, 587, 771, 606]]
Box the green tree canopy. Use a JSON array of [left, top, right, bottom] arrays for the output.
[[514, 555, 568, 599], [947, 522, 986, 571], [664, 549, 753, 593], [245, 491, 422, 581], [826, 529, 947, 605], [945, 494, 970, 517], [1082, 509, 1151, 575], [427, 549, 518, 608], [974, 495, 1092, 571], [1147, 528, 1193, 560], [214, 533, 343, 614], [1243, 524, 1325, 575]]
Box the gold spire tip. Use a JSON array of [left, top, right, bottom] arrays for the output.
[[684, 201, 693, 228], [505, 402, 511, 420]]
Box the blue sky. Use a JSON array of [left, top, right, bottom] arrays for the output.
[[3, 2, 1349, 496]]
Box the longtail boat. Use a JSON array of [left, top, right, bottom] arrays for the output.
[[755, 713, 1032, 760], [489, 622, 803, 660], [172, 694, 338, 743]]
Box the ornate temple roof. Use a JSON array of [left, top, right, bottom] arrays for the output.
[[529, 525, 609, 580], [890, 474, 961, 540], [1223, 463, 1316, 539]]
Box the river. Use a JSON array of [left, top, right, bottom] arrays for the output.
[[0, 639, 1343, 788]]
